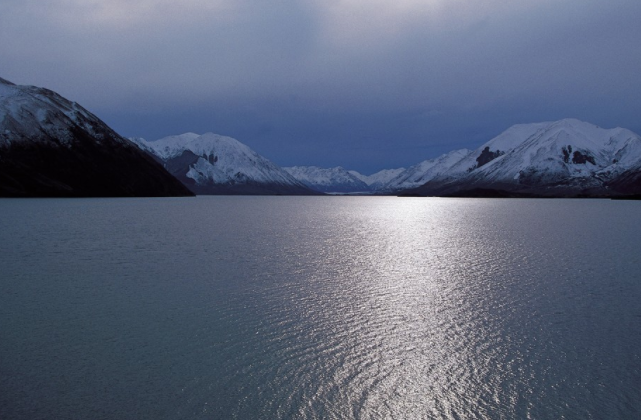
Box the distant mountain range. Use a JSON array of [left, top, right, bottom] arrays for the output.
[[0, 77, 192, 197], [282, 166, 372, 193], [2, 77, 641, 198], [286, 119, 641, 197]]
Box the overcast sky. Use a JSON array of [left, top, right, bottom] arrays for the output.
[[2, 0, 640, 173]]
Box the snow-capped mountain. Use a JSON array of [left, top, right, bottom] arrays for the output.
[[283, 166, 370, 193], [133, 133, 316, 195], [382, 149, 472, 192], [410, 119, 641, 197], [0, 77, 192, 197], [3, 76, 639, 199], [280, 119, 641, 197], [349, 168, 406, 191]]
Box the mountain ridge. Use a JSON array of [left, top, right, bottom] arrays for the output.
[[0, 77, 193, 197], [286, 119, 641, 197], [283, 166, 371, 193], [3, 78, 640, 198]]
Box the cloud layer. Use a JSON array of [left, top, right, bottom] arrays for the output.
[[2, 0, 640, 172]]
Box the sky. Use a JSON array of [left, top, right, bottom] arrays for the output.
[[2, 0, 640, 174]]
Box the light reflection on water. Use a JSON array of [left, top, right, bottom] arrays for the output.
[[0, 196, 640, 419]]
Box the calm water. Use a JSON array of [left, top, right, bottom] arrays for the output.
[[0, 196, 640, 419]]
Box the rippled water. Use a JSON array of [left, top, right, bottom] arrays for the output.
[[1, 196, 640, 419]]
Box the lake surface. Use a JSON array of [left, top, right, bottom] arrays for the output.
[[1, 196, 640, 419]]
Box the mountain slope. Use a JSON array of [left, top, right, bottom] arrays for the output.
[[349, 168, 406, 191], [410, 119, 641, 197], [605, 160, 641, 195], [0, 77, 193, 197], [284, 166, 370, 193], [134, 133, 316, 195], [383, 149, 472, 192]]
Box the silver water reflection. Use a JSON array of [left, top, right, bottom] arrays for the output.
[[0, 197, 639, 419]]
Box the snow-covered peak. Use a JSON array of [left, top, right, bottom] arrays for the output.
[[481, 121, 552, 153], [446, 119, 639, 176], [424, 118, 641, 194], [176, 133, 255, 160], [146, 132, 202, 159], [488, 119, 637, 155], [147, 132, 270, 170], [136, 132, 309, 190], [543, 119, 638, 158]]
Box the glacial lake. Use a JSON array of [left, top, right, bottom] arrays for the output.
[[1, 196, 640, 419]]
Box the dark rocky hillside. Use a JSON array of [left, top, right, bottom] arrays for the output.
[[0, 77, 193, 197]]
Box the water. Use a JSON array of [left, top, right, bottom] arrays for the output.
[[0, 196, 640, 419]]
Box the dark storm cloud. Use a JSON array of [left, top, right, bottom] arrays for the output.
[[2, 0, 640, 173]]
